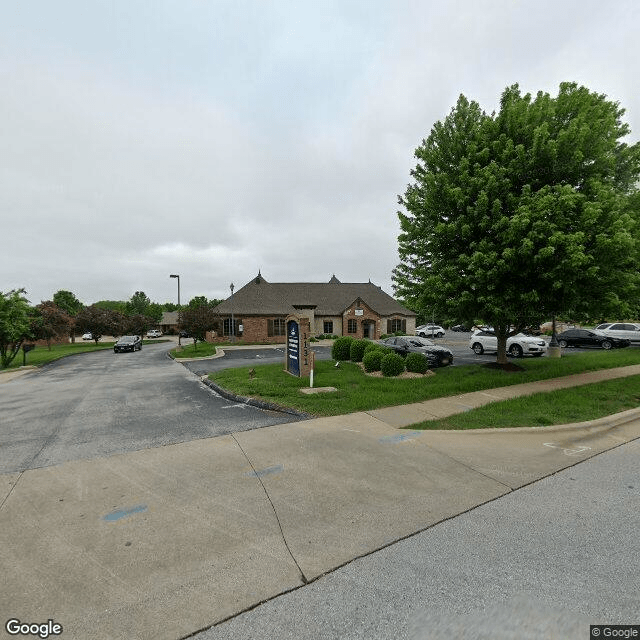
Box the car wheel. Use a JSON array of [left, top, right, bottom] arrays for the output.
[[558, 339, 568, 348], [509, 344, 523, 358], [437, 332, 444, 338], [472, 342, 484, 355], [601, 340, 613, 350]]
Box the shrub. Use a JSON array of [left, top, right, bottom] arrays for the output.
[[363, 342, 382, 355], [381, 352, 405, 377], [349, 339, 369, 362], [363, 350, 383, 372], [317, 334, 325, 340], [405, 352, 429, 374], [332, 336, 354, 361]]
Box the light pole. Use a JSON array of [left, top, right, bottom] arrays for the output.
[[230, 283, 235, 343], [170, 274, 181, 345]]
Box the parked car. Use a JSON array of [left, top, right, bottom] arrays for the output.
[[379, 336, 453, 367], [82, 333, 93, 341], [146, 329, 163, 338], [597, 322, 640, 344], [469, 330, 547, 357], [594, 323, 613, 331], [556, 329, 630, 350], [114, 335, 142, 353], [179, 330, 191, 338], [450, 324, 470, 332], [415, 324, 445, 338]]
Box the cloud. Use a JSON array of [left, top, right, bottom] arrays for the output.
[[1, 0, 638, 306]]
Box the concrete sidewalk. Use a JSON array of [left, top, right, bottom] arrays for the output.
[[2, 366, 640, 639]]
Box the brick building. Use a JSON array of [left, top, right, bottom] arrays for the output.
[[208, 273, 416, 343]]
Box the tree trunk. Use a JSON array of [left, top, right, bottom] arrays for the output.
[[496, 324, 509, 365]]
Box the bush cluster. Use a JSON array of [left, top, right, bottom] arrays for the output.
[[363, 349, 384, 372], [331, 336, 354, 361], [405, 352, 430, 374], [381, 352, 406, 377], [349, 339, 370, 362]]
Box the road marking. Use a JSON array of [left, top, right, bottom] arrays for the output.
[[379, 431, 422, 444], [103, 504, 148, 522], [245, 464, 284, 478], [543, 442, 592, 456]]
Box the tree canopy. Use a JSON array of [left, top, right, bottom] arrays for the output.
[[393, 82, 640, 362], [0, 289, 32, 368], [178, 305, 217, 348]]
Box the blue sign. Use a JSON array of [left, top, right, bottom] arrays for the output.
[[287, 320, 300, 376]]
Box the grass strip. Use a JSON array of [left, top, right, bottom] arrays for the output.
[[408, 375, 640, 430], [209, 348, 640, 417], [170, 342, 218, 359], [2, 341, 116, 369]]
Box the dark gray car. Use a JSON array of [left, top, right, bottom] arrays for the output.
[[114, 335, 142, 353], [379, 336, 454, 367]]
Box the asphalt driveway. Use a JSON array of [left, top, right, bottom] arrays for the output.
[[0, 342, 296, 474]]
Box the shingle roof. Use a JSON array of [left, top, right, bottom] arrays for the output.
[[212, 274, 415, 317]]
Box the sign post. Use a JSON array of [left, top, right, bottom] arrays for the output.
[[285, 315, 313, 379]]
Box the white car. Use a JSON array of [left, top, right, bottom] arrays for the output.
[[415, 324, 445, 338], [597, 322, 640, 344], [469, 329, 547, 358], [146, 329, 163, 338], [81, 333, 93, 341]]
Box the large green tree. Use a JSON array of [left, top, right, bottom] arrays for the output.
[[394, 82, 640, 363], [0, 289, 32, 368]]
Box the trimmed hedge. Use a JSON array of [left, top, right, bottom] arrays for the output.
[[332, 336, 354, 361], [363, 350, 384, 372], [405, 352, 430, 374], [381, 352, 405, 377], [349, 339, 370, 362], [363, 342, 382, 355]]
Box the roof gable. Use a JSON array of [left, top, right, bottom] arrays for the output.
[[212, 275, 415, 317]]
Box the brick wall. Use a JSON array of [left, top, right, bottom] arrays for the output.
[[206, 316, 287, 344], [342, 300, 381, 340]]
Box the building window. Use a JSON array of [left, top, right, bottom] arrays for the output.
[[268, 318, 286, 336], [323, 320, 333, 334], [347, 319, 357, 334], [224, 318, 242, 336], [387, 318, 406, 334]]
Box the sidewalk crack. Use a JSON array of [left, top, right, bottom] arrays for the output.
[[230, 434, 308, 584]]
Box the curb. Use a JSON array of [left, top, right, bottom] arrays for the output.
[[201, 376, 314, 420]]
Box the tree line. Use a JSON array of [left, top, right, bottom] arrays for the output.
[[0, 289, 222, 368]]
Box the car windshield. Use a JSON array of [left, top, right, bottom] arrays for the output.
[[118, 337, 135, 343], [408, 338, 436, 347]]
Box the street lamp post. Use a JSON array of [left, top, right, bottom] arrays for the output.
[[170, 274, 181, 345], [230, 283, 235, 344]]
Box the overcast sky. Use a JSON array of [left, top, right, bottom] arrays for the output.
[[2, 1, 638, 306]]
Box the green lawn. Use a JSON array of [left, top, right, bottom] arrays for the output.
[[209, 348, 640, 417], [170, 342, 218, 358], [2, 339, 170, 370], [409, 375, 640, 430], [3, 341, 115, 369]]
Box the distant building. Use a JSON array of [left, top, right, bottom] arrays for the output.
[[209, 272, 416, 343], [160, 311, 179, 334]]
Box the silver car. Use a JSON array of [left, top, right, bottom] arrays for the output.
[[597, 322, 640, 344], [469, 329, 547, 358]]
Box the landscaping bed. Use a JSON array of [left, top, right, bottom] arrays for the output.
[[209, 349, 640, 418]]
